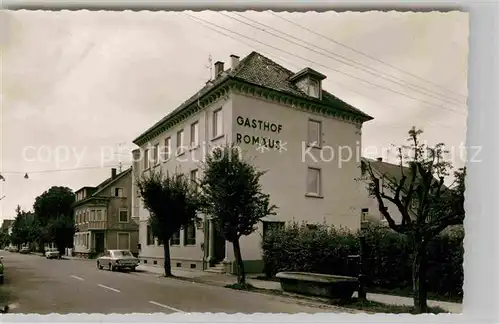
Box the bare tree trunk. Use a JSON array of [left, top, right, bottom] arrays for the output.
[[412, 238, 428, 313], [163, 244, 173, 277], [232, 239, 246, 285]]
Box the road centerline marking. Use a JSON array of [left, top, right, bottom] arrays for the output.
[[98, 284, 121, 293], [70, 275, 84, 281], [148, 301, 184, 313]]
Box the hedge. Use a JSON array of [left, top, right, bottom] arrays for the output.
[[262, 222, 463, 299]]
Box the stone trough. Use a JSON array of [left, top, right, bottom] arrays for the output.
[[276, 271, 358, 300]]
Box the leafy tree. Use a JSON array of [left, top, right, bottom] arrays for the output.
[[137, 170, 200, 277], [199, 144, 277, 285], [46, 215, 76, 254], [32, 186, 75, 251], [33, 186, 75, 226], [11, 205, 38, 247], [360, 127, 465, 313]]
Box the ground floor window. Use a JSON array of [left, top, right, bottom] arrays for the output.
[[262, 221, 285, 240], [170, 230, 180, 246], [184, 221, 196, 245], [147, 225, 155, 245]]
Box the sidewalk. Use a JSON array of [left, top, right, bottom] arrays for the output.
[[136, 264, 462, 313]]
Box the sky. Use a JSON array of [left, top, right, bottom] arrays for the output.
[[0, 10, 469, 220]]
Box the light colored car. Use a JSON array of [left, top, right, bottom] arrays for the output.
[[97, 249, 139, 272], [9, 246, 18, 253], [45, 248, 61, 259], [20, 247, 30, 254]]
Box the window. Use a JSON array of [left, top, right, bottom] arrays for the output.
[[144, 148, 149, 169], [147, 225, 155, 245], [118, 208, 129, 223], [190, 169, 199, 190], [308, 79, 320, 98], [213, 108, 223, 138], [176, 129, 184, 155], [308, 120, 321, 147], [183, 221, 196, 245], [262, 221, 285, 240], [190, 121, 199, 148], [152, 144, 159, 166], [307, 167, 321, 196], [96, 210, 102, 221], [170, 230, 180, 246], [113, 187, 124, 197], [361, 208, 369, 222], [163, 137, 171, 161], [90, 210, 95, 221]]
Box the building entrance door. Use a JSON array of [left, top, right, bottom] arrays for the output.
[[95, 232, 105, 254], [213, 225, 226, 264]]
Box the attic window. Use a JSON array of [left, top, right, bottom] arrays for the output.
[[308, 78, 320, 98]]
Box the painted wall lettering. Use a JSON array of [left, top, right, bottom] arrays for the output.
[[236, 116, 283, 134], [235, 116, 284, 151], [235, 133, 282, 150]]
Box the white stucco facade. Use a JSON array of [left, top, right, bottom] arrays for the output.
[[133, 92, 372, 273], [131, 53, 373, 273]]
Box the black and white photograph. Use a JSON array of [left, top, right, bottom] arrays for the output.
[[1, 9, 469, 316]]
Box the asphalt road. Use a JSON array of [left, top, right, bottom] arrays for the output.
[[0, 251, 337, 314]]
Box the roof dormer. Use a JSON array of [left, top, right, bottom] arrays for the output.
[[289, 67, 327, 100]]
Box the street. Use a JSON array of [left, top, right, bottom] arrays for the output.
[[0, 251, 336, 314]]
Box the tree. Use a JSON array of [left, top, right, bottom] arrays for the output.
[[136, 170, 200, 277], [360, 127, 465, 313], [32, 186, 75, 251], [46, 215, 76, 254], [33, 186, 75, 226], [199, 144, 277, 285], [10, 205, 39, 247]]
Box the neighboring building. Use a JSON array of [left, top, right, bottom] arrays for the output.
[[1, 219, 14, 233], [358, 157, 413, 225], [132, 51, 373, 274], [358, 157, 456, 229], [72, 168, 139, 257]]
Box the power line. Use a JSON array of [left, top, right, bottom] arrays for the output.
[[0, 164, 130, 176], [268, 11, 467, 100], [184, 13, 466, 116], [223, 12, 465, 107], [184, 13, 463, 130]]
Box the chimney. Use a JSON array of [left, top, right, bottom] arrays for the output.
[[111, 168, 117, 179], [376, 157, 383, 162], [214, 61, 224, 78], [230, 54, 240, 70]]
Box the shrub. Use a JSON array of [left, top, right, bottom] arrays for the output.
[[262, 221, 463, 299]]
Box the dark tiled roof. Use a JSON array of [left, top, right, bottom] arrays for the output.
[[134, 51, 373, 144], [361, 157, 447, 191], [73, 168, 132, 207]]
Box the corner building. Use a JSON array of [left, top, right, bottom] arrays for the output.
[[132, 52, 373, 274]]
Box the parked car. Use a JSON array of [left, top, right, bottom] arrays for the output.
[[0, 256, 4, 284], [9, 246, 18, 253], [45, 248, 61, 259], [20, 247, 30, 254], [97, 249, 139, 272]]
